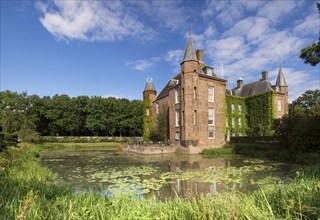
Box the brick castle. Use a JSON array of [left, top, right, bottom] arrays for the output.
[[143, 36, 288, 154]]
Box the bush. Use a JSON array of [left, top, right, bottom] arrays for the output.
[[0, 133, 18, 151]]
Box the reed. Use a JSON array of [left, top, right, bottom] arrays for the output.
[[0, 144, 319, 219]]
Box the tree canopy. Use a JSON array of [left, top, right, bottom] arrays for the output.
[[299, 3, 320, 66], [0, 90, 143, 137]]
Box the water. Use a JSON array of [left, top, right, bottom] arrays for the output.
[[40, 146, 295, 199]]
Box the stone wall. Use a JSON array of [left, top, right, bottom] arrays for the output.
[[124, 144, 176, 154]]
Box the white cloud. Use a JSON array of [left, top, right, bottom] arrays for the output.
[[125, 60, 155, 71], [37, 0, 154, 41], [102, 93, 132, 100], [293, 13, 319, 37], [165, 50, 184, 65], [257, 0, 297, 23], [275, 68, 319, 102]]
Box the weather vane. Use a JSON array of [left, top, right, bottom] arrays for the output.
[[147, 75, 153, 82]]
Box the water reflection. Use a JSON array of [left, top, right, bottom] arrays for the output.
[[40, 147, 293, 200]]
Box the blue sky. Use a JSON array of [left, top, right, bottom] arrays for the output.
[[1, 0, 319, 102]]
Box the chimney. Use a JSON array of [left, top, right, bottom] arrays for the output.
[[262, 71, 268, 81], [196, 50, 204, 61], [237, 77, 243, 89]]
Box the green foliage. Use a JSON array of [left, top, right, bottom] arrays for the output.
[[150, 104, 168, 142], [0, 90, 144, 137], [143, 100, 153, 141], [1, 144, 320, 219], [0, 133, 18, 151], [201, 146, 234, 156], [245, 91, 275, 136], [274, 114, 320, 153], [225, 95, 247, 136], [274, 90, 320, 153], [291, 89, 320, 112], [300, 41, 320, 66]]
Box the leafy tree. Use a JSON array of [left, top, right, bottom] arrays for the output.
[[291, 89, 320, 111], [299, 3, 320, 66], [151, 104, 168, 142]]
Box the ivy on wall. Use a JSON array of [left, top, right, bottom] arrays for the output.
[[225, 95, 247, 136], [143, 100, 153, 141], [245, 91, 275, 136]]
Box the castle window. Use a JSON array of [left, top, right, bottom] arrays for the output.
[[156, 103, 159, 114], [208, 108, 215, 126], [238, 105, 242, 113], [232, 117, 235, 127], [239, 132, 242, 137], [277, 99, 282, 111], [231, 104, 235, 113], [226, 119, 229, 127], [194, 110, 197, 125], [194, 87, 197, 99], [175, 88, 180, 104], [175, 132, 180, 140], [175, 109, 180, 127], [238, 118, 242, 127], [208, 87, 214, 102], [208, 131, 215, 139], [146, 109, 150, 116]]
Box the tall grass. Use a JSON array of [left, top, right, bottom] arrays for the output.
[[1, 144, 319, 219]]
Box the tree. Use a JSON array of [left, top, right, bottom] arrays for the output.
[[291, 90, 320, 111], [150, 104, 168, 142], [299, 3, 320, 66]]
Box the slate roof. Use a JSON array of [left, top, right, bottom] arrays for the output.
[[182, 36, 197, 62], [275, 68, 287, 86], [144, 80, 156, 91], [154, 73, 181, 102], [231, 80, 274, 97]]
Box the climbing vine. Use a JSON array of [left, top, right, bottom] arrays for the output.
[[143, 100, 153, 141], [225, 95, 247, 136], [245, 91, 275, 136]]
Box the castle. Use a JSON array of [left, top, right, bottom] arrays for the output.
[[143, 36, 288, 154]]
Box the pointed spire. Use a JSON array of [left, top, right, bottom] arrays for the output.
[[144, 75, 156, 91], [275, 68, 287, 86], [182, 36, 197, 62]]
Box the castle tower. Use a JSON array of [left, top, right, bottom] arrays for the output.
[[143, 76, 156, 141], [275, 68, 288, 94], [275, 68, 289, 115], [179, 36, 200, 148]]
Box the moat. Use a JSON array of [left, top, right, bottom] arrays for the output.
[[40, 145, 297, 200]]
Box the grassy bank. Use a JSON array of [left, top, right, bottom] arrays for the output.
[[1, 144, 319, 219]]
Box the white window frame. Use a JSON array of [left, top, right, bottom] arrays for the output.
[[175, 109, 180, 127], [175, 132, 180, 140], [238, 118, 242, 127], [232, 117, 235, 127], [146, 109, 150, 116], [156, 103, 159, 114], [238, 104, 242, 113], [208, 86, 214, 102], [208, 131, 215, 139], [231, 104, 235, 113], [277, 99, 282, 111], [175, 88, 180, 104], [208, 108, 215, 126]]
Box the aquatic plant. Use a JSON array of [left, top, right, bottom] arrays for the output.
[[1, 144, 319, 219]]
